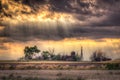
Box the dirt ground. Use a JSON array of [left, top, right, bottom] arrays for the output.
[[0, 61, 119, 70], [0, 70, 120, 80]]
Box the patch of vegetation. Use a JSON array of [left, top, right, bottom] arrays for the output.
[[105, 63, 120, 70], [1, 74, 86, 80], [24, 45, 40, 60], [77, 76, 85, 80], [56, 72, 62, 76], [56, 77, 74, 80], [109, 71, 113, 75], [9, 65, 16, 70], [1, 74, 47, 80], [90, 50, 111, 62]]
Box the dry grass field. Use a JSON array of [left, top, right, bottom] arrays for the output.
[[0, 70, 120, 80], [0, 61, 120, 80], [0, 61, 120, 70]]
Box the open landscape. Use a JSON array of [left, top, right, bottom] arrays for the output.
[[0, 0, 120, 80]]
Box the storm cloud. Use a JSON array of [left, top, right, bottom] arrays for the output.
[[0, 24, 119, 41], [0, 0, 120, 41]]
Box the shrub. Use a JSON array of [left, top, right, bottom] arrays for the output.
[[56, 77, 74, 80], [56, 72, 62, 76], [105, 63, 120, 70], [1, 75, 47, 80], [9, 65, 15, 70], [1, 76, 7, 80], [77, 76, 85, 80]]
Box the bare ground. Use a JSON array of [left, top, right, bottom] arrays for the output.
[[0, 61, 119, 70], [0, 70, 120, 80]]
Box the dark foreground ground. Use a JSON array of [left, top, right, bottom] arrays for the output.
[[0, 70, 120, 80]]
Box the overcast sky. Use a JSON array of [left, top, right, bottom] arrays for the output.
[[0, 0, 120, 60]]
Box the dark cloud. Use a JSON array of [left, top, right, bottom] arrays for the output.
[[50, 0, 94, 14], [69, 26, 120, 39], [0, 24, 120, 42], [22, 0, 48, 11], [0, 0, 120, 41], [92, 12, 120, 26], [49, 0, 120, 26], [93, 0, 120, 26], [1, 0, 120, 26], [97, 0, 120, 5]]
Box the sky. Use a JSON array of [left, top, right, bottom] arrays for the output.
[[0, 0, 120, 60]]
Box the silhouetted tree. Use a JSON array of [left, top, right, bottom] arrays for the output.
[[42, 51, 50, 60], [52, 54, 61, 60], [24, 45, 40, 59], [90, 50, 111, 62]]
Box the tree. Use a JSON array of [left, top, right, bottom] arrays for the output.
[[24, 45, 40, 59], [42, 51, 50, 60], [90, 50, 111, 62], [48, 48, 55, 56], [74, 54, 81, 61], [52, 54, 61, 60]]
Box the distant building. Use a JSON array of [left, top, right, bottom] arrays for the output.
[[61, 51, 76, 61], [71, 51, 76, 57]]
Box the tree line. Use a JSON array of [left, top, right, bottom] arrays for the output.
[[19, 45, 112, 62]]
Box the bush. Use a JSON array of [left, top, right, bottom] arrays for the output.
[[56, 72, 62, 76], [105, 63, 120, 70], [9, 65, 15, 70], [1, 74, 46, 80], [77, 76, 85, 80], [56, 77, 74, 80], [1, 76, 7, 80]]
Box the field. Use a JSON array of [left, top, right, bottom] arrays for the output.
[[0, 70, 120, 80], [0, 61, 120, 70], [0, 61, 120, 80]]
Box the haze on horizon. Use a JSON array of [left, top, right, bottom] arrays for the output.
[[0, 0, 120, 60]]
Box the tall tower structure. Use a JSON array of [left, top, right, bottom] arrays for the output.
[[80, 46, 83, 61]]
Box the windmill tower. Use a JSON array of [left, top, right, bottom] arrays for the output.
[[80, 46, 83, 61]]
